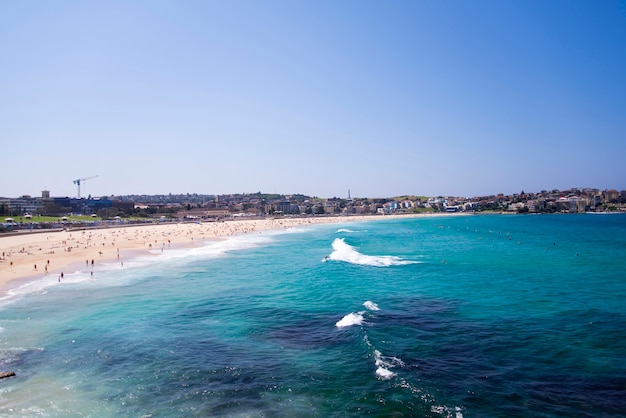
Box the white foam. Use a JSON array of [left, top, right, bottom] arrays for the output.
[[178, 233, 274, 260], [278, 226, 311, 235], [374, 349, 405, 368], [373, 349, 405, 380], [363, 300, 380, 311], [335, 312, 364, 328], [336, 228, 364, 233], [375, 366, 396, 379], [328, 238, 420, 267], [430, 405, 464, 418]]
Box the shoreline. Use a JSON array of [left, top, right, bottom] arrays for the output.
[[0, 213, 460, 298]]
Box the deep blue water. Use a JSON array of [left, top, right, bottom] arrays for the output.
[[0, 214, 625, 417]]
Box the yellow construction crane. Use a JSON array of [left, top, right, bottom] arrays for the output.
[[73, 175, 99, 198]]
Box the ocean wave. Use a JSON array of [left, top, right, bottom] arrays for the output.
[[375, 366, 396, 379], [335, 312, 365, 328], [350, 307, 400, 382], [374, 349, 404, 380], [327, 238, 420, 267], [338, 304, 399, 380], [335, 228, 365, 233], [356, 308, 463, 416], [186, 233, 274, 258], [363, 300, 380, 311]]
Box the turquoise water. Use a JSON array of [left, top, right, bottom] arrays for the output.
[[0, 214, 625, 417]]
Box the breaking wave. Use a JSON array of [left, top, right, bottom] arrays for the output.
[[363, 300, 380, 311], [336, 302, 464, 416], [335, 312, 365, 328], [327, 238, 420, 267], [335, 228, 365, 233]]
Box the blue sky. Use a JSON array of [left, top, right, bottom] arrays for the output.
[[1, 1, 625, 198]]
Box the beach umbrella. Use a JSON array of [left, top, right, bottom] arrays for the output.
[[4, 218, 14, 222]]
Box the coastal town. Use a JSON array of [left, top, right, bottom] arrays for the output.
[[1, 187, 625, 227]]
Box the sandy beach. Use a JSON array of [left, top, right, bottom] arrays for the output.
[[0, 214, 434, 295]]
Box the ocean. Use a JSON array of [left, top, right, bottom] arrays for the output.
[[0, 214, 625, 417]]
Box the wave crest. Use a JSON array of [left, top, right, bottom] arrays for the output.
[[327, 238, 419, 267], [363, 300, 380, 311], [335, 312, 364, 328], [336, 228, 365, 233], [374, 349, 404, 380]]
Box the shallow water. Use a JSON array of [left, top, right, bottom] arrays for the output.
[[0, 214, 625, 417]]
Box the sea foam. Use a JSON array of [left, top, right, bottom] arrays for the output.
[[328, 238, 419, 267], [363, 300, 380, 311], [374, 349, 404, 380], [336, 228, 364, 233], [335, 312, 365, 328]]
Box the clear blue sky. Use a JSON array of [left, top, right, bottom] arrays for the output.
[[1, 1, 625, 198]]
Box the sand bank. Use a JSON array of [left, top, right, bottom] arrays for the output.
[[0, 213, 456, 295]]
